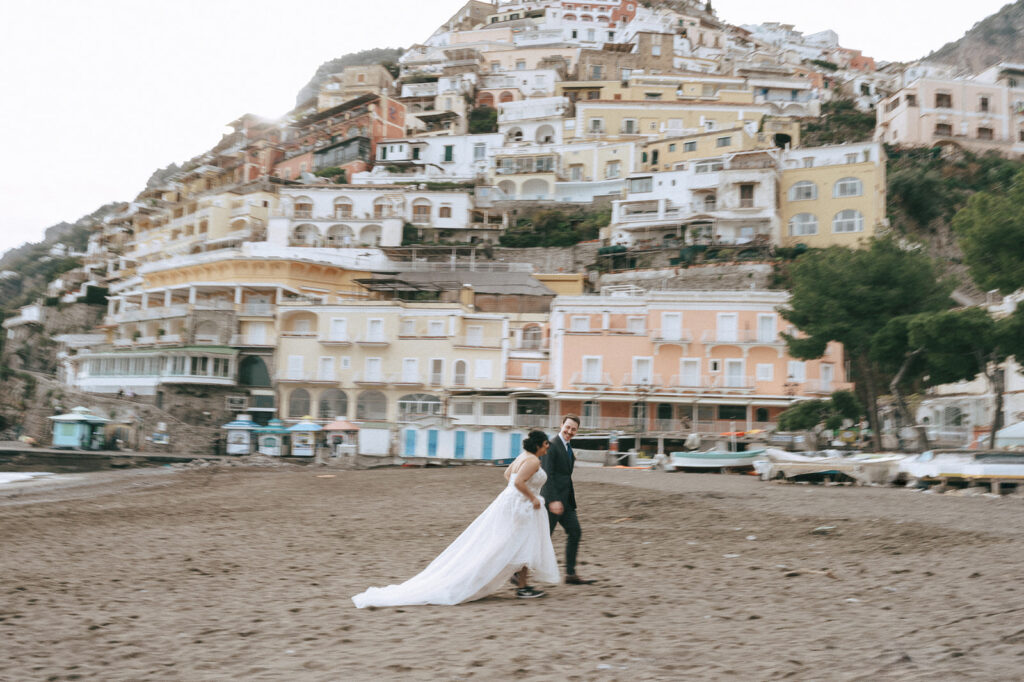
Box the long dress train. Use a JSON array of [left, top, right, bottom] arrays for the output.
[[352, 461, 559, 607]]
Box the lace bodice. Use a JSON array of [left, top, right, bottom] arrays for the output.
[[509, 466, 547, 496]]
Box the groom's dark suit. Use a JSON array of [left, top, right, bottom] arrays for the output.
[[541, 434, 581, 577]]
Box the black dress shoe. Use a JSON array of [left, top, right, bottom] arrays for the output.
[[565, 574, 596, 585]]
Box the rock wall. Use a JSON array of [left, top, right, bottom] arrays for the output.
[[599, 263, 776, 291]]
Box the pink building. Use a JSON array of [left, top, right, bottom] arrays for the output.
[[535, 288, 850, 448], [875, 63, 1024, 156]]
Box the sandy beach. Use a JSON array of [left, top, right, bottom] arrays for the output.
[[2, 463, 1023, 681]]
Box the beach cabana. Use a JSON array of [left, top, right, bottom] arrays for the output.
[[324, 418, 360, 457], [256, 418, 290, 456], [49, 406, 111, 450], [994, 421, 1024, 448], [221, 413, 258, 455], [287, 416, 323, 457]]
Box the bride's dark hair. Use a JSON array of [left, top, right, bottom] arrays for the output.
[[523, 430, 549, 454]]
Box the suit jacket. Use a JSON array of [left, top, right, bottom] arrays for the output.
[[540, 436, 576, 510]]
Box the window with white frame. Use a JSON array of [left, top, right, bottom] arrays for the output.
[[832, 209, 864, 233], [402, 358, 419, 383], [709, 359, 721, 373], [788, 213, 818, 236], [582, 356, 602, 383], [366, 318, 384, 342], [787, 360, 806, 382], [453, 359, 467, 386], [716, 313, 738, 342], [716, 136, 731, 147], [430, 358, 444, 385], [340, 356, 351, 369], [694, 159, 724, 174], [589, 118, 604, 133], [679, 358, 700, 386], [400, 319, 415, 337], [788, 181, 817, 201], [629, 177, 653, 193], [287, 355, 303, 380], [364, 357, 383, 382], [329, 318, 347, 341], [522, 363, 541, 379], [622, 118, 638, 134], [627, 316, 646, 334], [724, 359, 745, 387], [605, 160, 621, 178], [452, 401, 474, 416], [466, 325, 483, 346], [570, 315, 591, 332], [756, 363, 774, 381], [475, 359, 492, 379], [427, 320, 445, 337], [633, 357, 653, 384], [473, 143, 486, 161], [483, 402, 510, 416], [833, 177, 863, 198], [318, 356, 335, 381], [683, 141, 697, 152]]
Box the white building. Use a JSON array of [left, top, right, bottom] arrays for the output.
[[604, 149, 780, 247], [357, 133, 505, 184]]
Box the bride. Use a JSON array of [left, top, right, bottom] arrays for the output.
[[352, 430, 560, 607]]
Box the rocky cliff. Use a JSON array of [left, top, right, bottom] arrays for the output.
[[926, 1, 1024, 74]]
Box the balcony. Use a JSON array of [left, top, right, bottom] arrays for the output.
[[280, 330, 318, 338], [651, 329, 694, 346], [353, 372, 394, 386], [513, 414, 563, 430], [239, 303, 274, 317], [230, 334, 275, 347], [453, 335, 503, 349], [319, 335, 352, 346], [393, 373, 425, 388], [621, 373, 662, 388], [158, 333, 182, 344], [506, 374, 553, 388], [276, 372, 315, 383], [193, 300, 235, 312], [668, 374, 756, 393], [109, 304, 189, 324], [569, 372, 613, 389], [700, 329, 785, 348], [355, 335, 390, 347]]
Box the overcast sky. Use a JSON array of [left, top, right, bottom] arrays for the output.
[[0, 0, 1012, 257]]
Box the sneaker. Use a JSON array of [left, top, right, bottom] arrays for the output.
[[515, 587, 546, 599], [565, 574, 596, 585]]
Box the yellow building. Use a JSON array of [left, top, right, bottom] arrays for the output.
[[779, 142, 887, 249], [638, 118, 801, 172], [568, 100, 771, 141], [274, 300, 509, 424], [131, 188, 279, 264], [557, 75, 754, 106]]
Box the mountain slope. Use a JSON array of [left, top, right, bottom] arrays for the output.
[[926, 1, 1024, 74]]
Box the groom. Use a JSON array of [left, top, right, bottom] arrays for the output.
[[541, 414, 593, 585]]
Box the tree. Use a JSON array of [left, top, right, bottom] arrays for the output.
[[871, 315, 931, 450], [776, 390, 863, 449], [952, 169, 1024, 294], [468, 106, 498, 134], [907, 306, 1024, 442], [780, 238, 955, 450]]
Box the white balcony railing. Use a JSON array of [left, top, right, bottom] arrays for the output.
[[570, 372, 613, 387], [353, 372, 394, 385], [700, 329, 782, 345], [669, 375, 756, 391], [652, 329, 694, 343], [621, 373, 662, 387], [240, 303, 274, 316]]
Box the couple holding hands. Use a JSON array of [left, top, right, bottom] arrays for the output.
[[353, 415, 594, 608]]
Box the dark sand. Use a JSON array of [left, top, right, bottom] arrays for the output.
[[2, 464, 1023, 681]]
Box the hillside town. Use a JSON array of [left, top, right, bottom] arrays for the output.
[[4, 0, 1024, 458]]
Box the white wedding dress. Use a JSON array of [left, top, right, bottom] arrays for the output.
[[352, 458, 559, 607]]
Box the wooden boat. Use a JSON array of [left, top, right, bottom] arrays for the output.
[[669, 444, 766, 471]]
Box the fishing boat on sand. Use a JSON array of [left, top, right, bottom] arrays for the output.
[[669, 441, 766, 471], [897, 449, 1024, 489]]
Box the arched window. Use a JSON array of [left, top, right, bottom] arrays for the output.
[[288, 389, 311, 418], [291, 224, 320, 246], [411, 199, 432, 224], [788, 213, 818, 236], [453, 360, 467, 386], [293, 196, 313, 218], [832, 209, 864, 234], [318, 389, 348, 420], [326, 224, 354, 247], [398, 393, 442, 421], [535, 124, 556, 144], [833, 177, 863, 198], [499, 91, 515, 104], [478, 92, 495, 108], [360, 224, 381, 246], [238, 356, 270, 387], [356, 390, 387, 420], [703, 193, 717, 211], [333, 197, 353, 218], [507, 127, 524, 143], [788, 181, 817, 201], [522, 325, 543, 349], [373, 197, 390, 218]]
